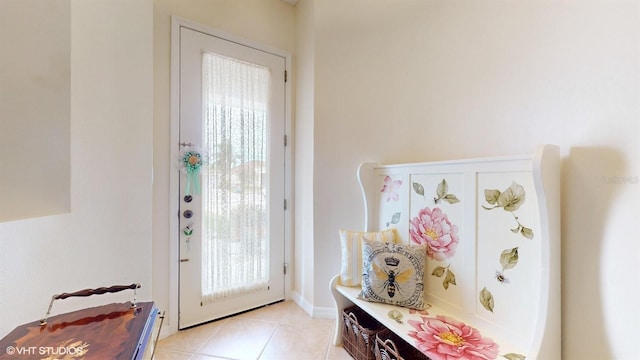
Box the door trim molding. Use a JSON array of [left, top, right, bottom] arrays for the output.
[[169, 15, 292, 334]]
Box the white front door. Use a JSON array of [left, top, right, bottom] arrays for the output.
[[177, 25, 286, 329]]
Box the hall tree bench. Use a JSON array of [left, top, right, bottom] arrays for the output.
[[330, 145, 560, 360]]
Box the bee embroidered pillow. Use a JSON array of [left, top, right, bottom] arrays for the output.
[[360, 239, 426, 309]]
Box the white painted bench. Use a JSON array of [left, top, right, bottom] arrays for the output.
[[330, 145, 560, 360]]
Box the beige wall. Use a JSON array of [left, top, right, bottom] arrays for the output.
[[0, 0, 70, 221], [312, 1, 639, 359], [2, 2, 636, 358], [0, 0, 154, 337], [152, 0, 296, 332], [293, 0, 316, 312], [154, 2, 640, 357]]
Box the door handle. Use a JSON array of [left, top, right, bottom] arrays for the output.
[[180, 259, 189, 262]]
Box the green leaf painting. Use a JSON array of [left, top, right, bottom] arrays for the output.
[[482, 182, 533, 240], [496, 247, 518, 284], [502, 353, 526, 360], [435, 179, 460, 204], [484, 189, 501, 206], [432, 266, 446, 277], [413, 179, 460, 205], [500, 247, 519, 271], [497, 182, 526, 211], [431, 265, 456, 290], [443, 269, 457, 290], [520, 226, 534, 239], [386, 212, 401, 227], [436, 179, 448, 198], [413, 182, 425, 197], [479, 287, 494, 313], [482, 182, 525, 211], [388, 309, 403, 324]]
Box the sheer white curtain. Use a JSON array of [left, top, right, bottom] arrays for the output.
[[201, 52, 270, 304]]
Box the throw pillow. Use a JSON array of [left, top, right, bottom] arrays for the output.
[[360, 239, 426, 309], [339, 228, 397, 287]]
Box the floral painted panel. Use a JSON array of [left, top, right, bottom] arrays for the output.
[[409, 173, 465, 311], [476, 171, 541, 345], [377, 174, 410, 243]]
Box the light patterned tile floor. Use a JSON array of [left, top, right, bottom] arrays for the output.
[[153, 300, 353, 360]]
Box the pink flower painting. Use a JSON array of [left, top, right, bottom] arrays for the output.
[[410, 305, 431, 316], [408, 315, 499, 360], [410, 207, 459, 261], [381, 176, 402, 202]]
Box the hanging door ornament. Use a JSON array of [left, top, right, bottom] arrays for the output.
[[183, 223, 194, 250], [178, 144, 204, 196]]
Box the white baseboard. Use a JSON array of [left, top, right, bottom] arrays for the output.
[[291, 290, 335, 319]]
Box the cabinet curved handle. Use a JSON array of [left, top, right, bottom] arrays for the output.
[[40, 283, 141, 326]]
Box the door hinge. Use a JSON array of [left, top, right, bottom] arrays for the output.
[[284, 134, 288, 147], [284, 199, 287, 210], [283, 263, 289, 275], [284, 70, 288, 82]]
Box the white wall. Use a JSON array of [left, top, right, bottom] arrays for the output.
[[0, 0, 153, 338], [152, 0, 295, 333], [310, 1, 639, 359]]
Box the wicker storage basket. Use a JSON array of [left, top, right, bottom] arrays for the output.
[[342, 306, 386, 360], [374, 329, 429, 360]]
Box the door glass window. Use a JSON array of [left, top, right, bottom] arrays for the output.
[[201, 52, 271, 304]]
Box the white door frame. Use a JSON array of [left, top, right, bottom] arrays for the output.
[[168, 16, 292, 334]]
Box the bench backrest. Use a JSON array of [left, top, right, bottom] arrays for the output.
[[357, 144, 560, 359]]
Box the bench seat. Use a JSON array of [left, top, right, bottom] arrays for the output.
[[331, 276, 526, 359]]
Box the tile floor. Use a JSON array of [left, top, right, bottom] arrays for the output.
[[153, 300, 353, 360]]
